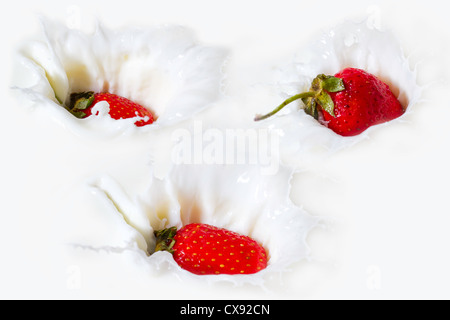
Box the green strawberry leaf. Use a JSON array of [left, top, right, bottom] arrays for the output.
[[322, 76, 345, 93], [154, 226, 178, 254], [66, 92, 95, 119], [70, 92, 95, 111], [302, 97, 319, 120], [317, 91, 336, 117], [70, 111, 87, 119]]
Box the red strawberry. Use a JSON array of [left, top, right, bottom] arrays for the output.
[[67, 92, 154, 127], [154, 223, 268, 275], [255, 68, 405, 136]]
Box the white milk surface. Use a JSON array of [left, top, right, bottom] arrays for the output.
[[1, 0, 450, 299]]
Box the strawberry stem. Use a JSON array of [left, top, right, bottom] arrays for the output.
[[254, 92, 315, 121], [254, 74, 345, 122]]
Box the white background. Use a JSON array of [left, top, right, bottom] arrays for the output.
[[1, 0, 450, 300]]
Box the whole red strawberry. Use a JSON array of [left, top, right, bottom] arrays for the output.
[[154, 223, 268, 275], [67, 92, 154, 127], [255, 68, 404, 136]]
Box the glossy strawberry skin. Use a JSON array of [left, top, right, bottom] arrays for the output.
[[322, 68, 404, 136], [170, 224, 268, 275]]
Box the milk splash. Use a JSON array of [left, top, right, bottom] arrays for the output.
[[9, 16, 420, 290], [89, 162, 319, 286], [11, 17, 228, 136], [266, 20, 421, 169]]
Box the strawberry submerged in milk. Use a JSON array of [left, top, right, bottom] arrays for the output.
[[255, 68, 405, 136], [154, 223, 268, 275], [67, 92, 155, 127]]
